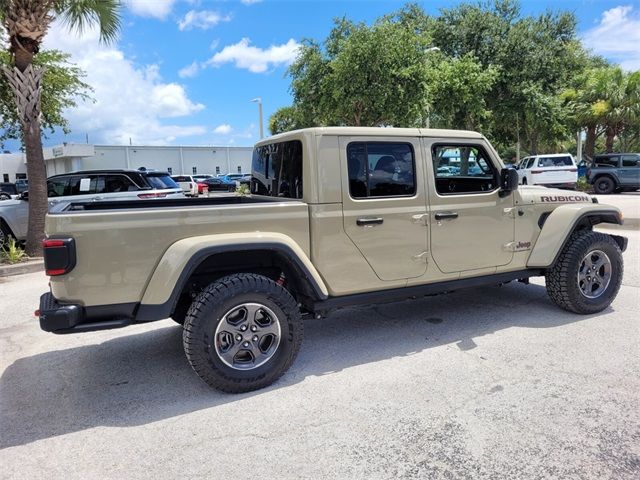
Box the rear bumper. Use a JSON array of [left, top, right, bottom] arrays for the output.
[[39, 292, 135, 334]]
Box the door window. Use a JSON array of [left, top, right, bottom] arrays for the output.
[[346, 142, 415, 199], [622, 155, 639, 167], [432, 145, 497, 194], [103, 175, 136, 193]]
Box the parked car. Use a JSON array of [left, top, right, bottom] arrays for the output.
[[15, 179, 28, 193], [517, 154, 577, 189], [0, 183, 18, 200], [47, 169, 184, 206], [587, 153, 640, 194], [193, 175, 215, 194], [220, 173, 248, 184], [201, 177, 236, 192], [0, 192, 28, 243], [171, 175, 200, 197]]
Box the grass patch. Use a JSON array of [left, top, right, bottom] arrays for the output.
[[0, 237, 28, 264]]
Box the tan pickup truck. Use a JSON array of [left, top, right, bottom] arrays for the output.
[[38, 127, 627, 393]]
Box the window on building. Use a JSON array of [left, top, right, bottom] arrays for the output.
[[252, 140, 303, 199], [237, 165, 242, 173], [215, 166, 221, 174], [167, 167, 172, 174], [192, 166, 197, 174], [2, 174, 8, 183], [347, 142, 416, 198], [15, 173, 26, 180]]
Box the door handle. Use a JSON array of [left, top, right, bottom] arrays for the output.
[[434, 212, 458, 220], [357, 217, 384, 226]]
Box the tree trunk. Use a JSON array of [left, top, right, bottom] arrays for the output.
[[23, 117, 48, 256], [585, 125, 596, 159], [605, 127, 615, 153], [2, 63, 47, 257]]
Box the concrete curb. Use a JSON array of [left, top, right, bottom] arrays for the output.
[[0, 258, 44, 277]]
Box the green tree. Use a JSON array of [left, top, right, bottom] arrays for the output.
[[0, 0, 120, 256], [428, 53, 499, 131], [286, 15, 432, 128], [0, 49, 91, 143], [268, 105, 308, 135]]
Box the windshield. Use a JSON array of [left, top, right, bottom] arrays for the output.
[[145, 173, 179, 189]]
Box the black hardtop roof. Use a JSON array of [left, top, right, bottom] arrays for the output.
[[595, 152, 639, 157]]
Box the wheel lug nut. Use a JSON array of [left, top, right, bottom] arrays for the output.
[[243, 342, 250, 348], [236, 334, 242, 341], [240, 325, 247, 331], [252, 335, 258, 342], [250, 325, 257, 332]]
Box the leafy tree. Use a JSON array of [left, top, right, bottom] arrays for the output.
[[0, 49, 91, 143], [428, 53, 498, 131], [0, 0, 120, 256], [286, 15, 433, 128], [268, 105, 308, 135]]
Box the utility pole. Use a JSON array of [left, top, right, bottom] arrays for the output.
[[251, 98, 264, 139]]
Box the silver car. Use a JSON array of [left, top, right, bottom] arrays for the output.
[[1, 169, 184, 243]]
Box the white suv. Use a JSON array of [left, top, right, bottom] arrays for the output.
[[517, 154, 577, 189]]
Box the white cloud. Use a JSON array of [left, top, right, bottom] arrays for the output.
[[213, 124, 233, 134], [124, 0, 177, 20], [178, 61, 201, 78], [178, 10, 231, 31], [207, 38, 300, 73], [43, 22, 206, 145], [241, 0, 263, 5], [583, 5, 640, 71]]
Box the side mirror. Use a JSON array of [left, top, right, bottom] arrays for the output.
[[19, 190, 28, 201], [499, 168, 518, 197]]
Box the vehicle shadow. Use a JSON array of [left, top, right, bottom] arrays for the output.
[[0, 281, 606, 448]]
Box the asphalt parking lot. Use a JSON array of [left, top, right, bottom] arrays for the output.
[[1, 195, 638, 479]]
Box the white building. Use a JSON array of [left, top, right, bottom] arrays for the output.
[[0, 152, 27, 183], [0, 143, 254, 180]]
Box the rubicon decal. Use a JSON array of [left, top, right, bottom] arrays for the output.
[[540, 195, 590, 203]]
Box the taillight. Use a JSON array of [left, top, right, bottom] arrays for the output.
[[43, 237, 76, 276], [137, 192, 167, 199]]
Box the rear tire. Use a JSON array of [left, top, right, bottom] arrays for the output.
[[545, 231, 623, 314], [594, 176, 615, 194], [0, 193, 11, 201], [183, 273, 303, 393]]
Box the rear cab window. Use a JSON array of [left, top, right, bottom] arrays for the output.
[[252, 140, 303, 199]]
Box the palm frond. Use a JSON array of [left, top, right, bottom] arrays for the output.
[[53, 0, 120, 44]]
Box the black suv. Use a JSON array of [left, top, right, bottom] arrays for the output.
[[587, 153, 640, 194]]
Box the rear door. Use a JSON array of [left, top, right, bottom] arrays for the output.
[[426, 140, 514, 273], [619, 155, 640, 186], [340, 136, 429, 281]]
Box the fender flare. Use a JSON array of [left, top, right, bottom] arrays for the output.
[[527, 204, 623, 268], [136, 233, 329, 321]]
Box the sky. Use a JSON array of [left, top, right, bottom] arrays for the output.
[[5, 0, 640, 150]]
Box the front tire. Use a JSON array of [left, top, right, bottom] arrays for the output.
[[545, 231, 623, 314], [183, 273, 303, 393], [594, 176, 615, 194]]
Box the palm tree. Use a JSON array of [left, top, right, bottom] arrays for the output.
[[0, 0, 120, 256]]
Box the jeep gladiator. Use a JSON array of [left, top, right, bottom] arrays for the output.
[[38, 127, 627, 393]]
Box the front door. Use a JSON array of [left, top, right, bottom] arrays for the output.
[[426, 140, 515, 273], [340, 136, 429, 281]]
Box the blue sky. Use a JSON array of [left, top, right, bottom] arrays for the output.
[[11, 0, 640, 150]]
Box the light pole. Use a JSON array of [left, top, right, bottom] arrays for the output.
[[424, 47, 440, 129], [251, 97, 264, 139]]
